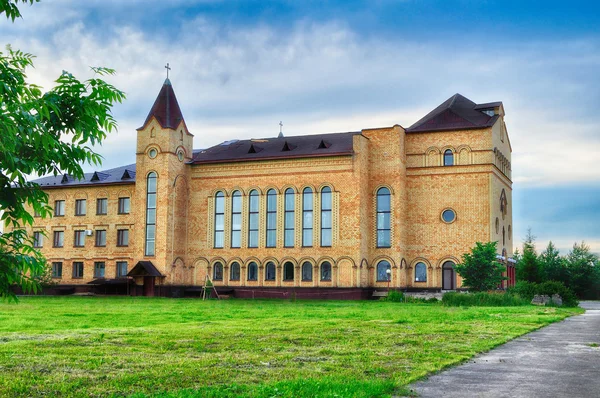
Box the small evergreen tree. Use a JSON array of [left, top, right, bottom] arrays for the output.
[[516, 229, 541, 283], [539, 241, 568, 282], [455, 241, 506, 291], [565, 242, 600, 299]]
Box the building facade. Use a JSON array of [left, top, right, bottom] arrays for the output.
[[25, 79, 515, 297]]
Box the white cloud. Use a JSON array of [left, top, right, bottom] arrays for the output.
[[2, 3, 599, 189]]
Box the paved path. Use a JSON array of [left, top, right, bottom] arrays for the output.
[[408, 302, 600, 398]]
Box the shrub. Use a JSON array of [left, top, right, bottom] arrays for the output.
[[508, 280, 579, 307], [508, 281, 538, 301], [442, 291, 529, 307], [386, 290, 404, 302], [536, 281, 579, 307]]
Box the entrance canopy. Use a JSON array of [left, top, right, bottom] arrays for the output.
[[127, 261, 163, 277]]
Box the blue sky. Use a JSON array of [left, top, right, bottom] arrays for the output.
[[2, 0, 599, 255]]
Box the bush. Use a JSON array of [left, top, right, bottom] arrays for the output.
[[536, 281, 579, 307], [385, 290, 404, 302], [442, 291, 529, 307], [508, 281, 538, 301], [507, 280, 579, 307]]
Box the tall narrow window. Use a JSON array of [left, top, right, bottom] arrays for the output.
[[75, 199, 86, 216], [72, 262, 84, 278], [94, 262, 105, 278], [54, 200, 65, 216], [376, 187, 391, 248], [320, 261, 332, 281], [284, 188, 295, 247], [95, 230, 106, 247], [53, 231, 64, 248], [301, 262, 313, 281], [231, 191, 241, 248], [265, 262, 276, 281], [73, 230, 85, 247], [214, 191, 224, 248], [247, 262, 258, 281], [230, 262, 241, 281], [283, 262, 294, 281], [33, 231, 43, 248], [320, 187, 332, 247], [51, 262, 62, 278], [145, 172, 157, 256], [248, 190, 259, 248], [444, 149, 454, 166], [302, 188, 313, 247], [213, 262, 223, 281], [266, 189, 277, 248], [117, 229, 129, 247], [415, 262, 427, 282], [377, 260, 391, 282], [118, 197, 131, 214], [96, 198, 108, 215]]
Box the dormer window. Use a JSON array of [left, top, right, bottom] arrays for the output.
[[482, 109, 495, 117]]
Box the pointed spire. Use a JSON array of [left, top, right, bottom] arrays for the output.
[[142, 79, 184, 129]]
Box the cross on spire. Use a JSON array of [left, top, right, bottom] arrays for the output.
[[165, 63, 171, 79], [279, 121, 283, 133]]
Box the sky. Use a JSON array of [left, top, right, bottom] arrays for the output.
[[2, 0, 599, 255]]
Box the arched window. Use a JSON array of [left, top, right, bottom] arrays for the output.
[[230, 262, 240, 281], [502, 226, 506, 246], [376, 187, 391, 248], [283, 262, 294, 281], [265, 261, 276, 281], [444, 149, 454, 166], [214, 191, 225, 248], [320, 187, 332, 247], [500, 189, 507, 219], [247, 262, 258, 281], [145, 172, 157, 256], [231, 191, 242, 248], [302, 188, 313, 247], [301, 261, 313, 281], [284, 188, 295, 247], [415, 262, 427, 282], [248, 190, 259, 248], [266, 189, 277, 248], [376, 260, 391, 282], [213, 262, 223, 281], [320, 261, 332, 281], [508, 225, 512, 240]]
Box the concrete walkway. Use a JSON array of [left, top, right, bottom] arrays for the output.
[[408, 302, 600, 397]]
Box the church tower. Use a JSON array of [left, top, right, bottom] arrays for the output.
[[134, 76, 193, 283]]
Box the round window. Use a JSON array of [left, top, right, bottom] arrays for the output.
[[148, 148, 158, 159], [177, 150, 184, 162], [441, 209, 456, 223]]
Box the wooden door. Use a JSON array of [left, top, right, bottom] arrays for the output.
[[143, 277, 155, 296]]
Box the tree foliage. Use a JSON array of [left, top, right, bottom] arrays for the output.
[[539, 241, 568, 282], [455, 241, 506, 291], [0, 1, 125, 300], [565, 242, 600, 300], [516, 229, 541, 283]]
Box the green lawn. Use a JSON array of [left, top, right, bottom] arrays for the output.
[[0, 297, 582, 398]]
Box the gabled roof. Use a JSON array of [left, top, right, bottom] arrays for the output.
[[406, 94, 500, 133], [140, 78, 185, 130], [127, 261, 163, 277], [32, 164, 137, 189], [191, 131, 362, 164]]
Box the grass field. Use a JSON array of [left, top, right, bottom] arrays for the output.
[[0, 297, 582, 397]]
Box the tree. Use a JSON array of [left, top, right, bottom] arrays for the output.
[[0, 0, 125, 300], [516, 229, 541, 283], [455, 241, 506, 291], [539, 241, 568, 282], [565, 242, 600, 299]]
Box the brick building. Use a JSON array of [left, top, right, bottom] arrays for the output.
[[27, 78, 515, 297]]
